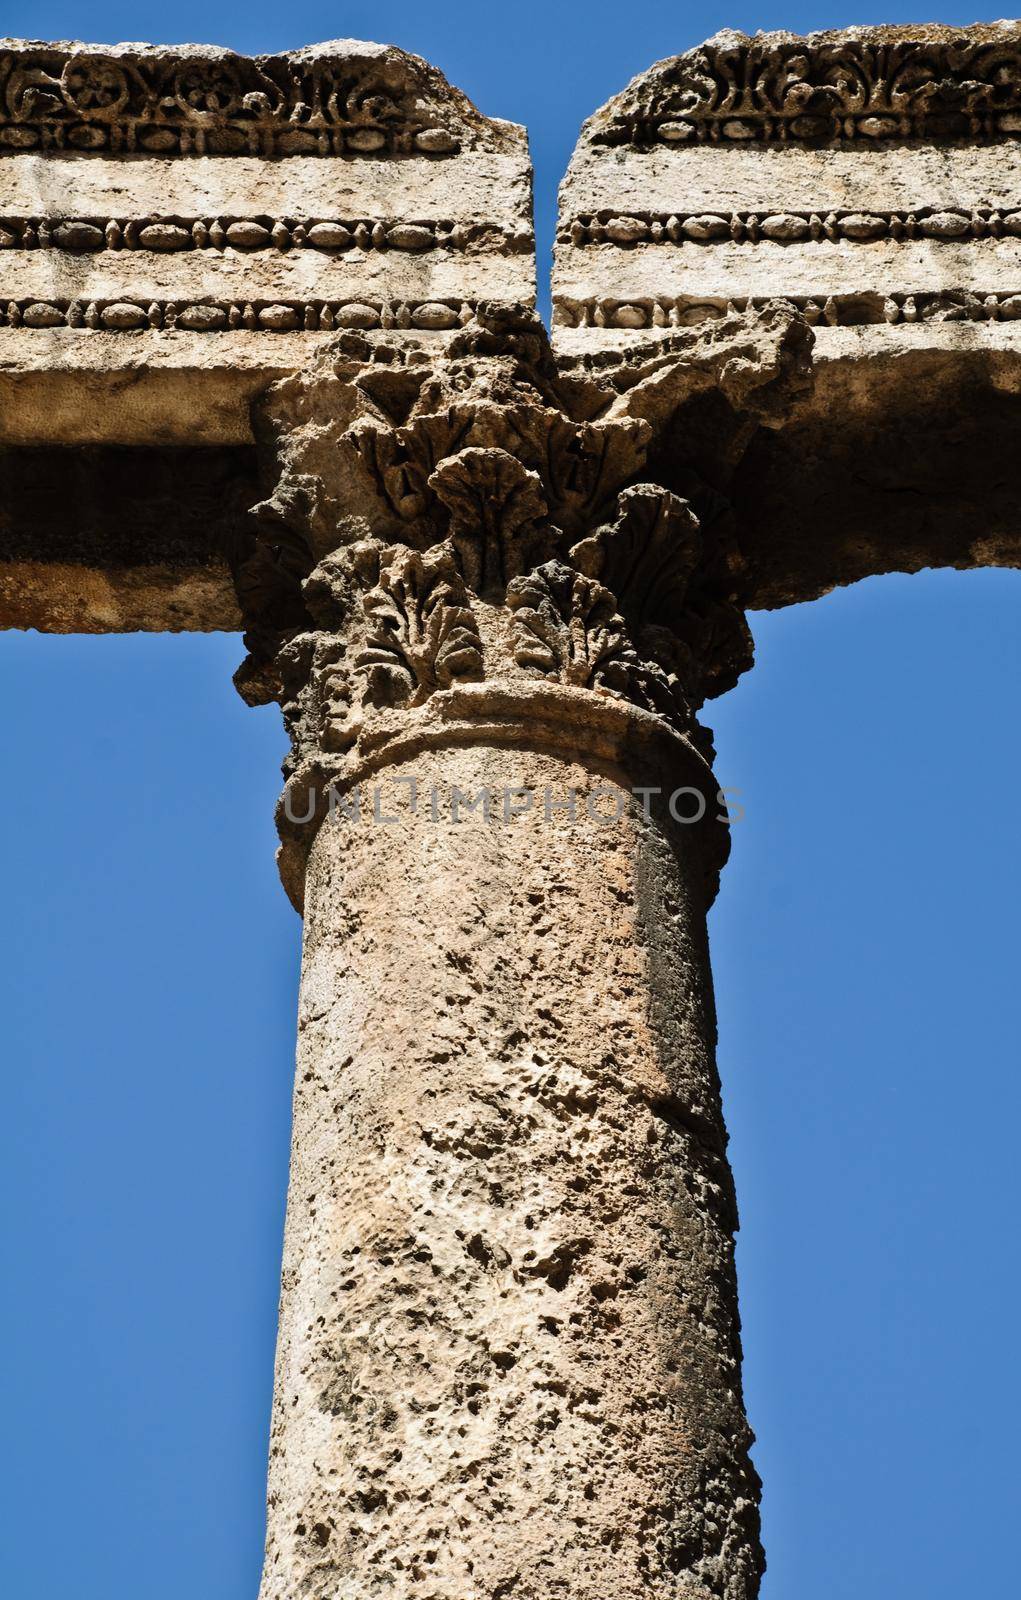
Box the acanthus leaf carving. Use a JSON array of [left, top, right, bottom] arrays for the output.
[[338, 304, 655, 551], [269, 536, 485, 767], [229, 476, 319, 702], [355, 541, 484, 705], [233, 302, 814, 843], [348, 401, 650, 550], [570, 483, 753, 707], [538, 414, 651, 541], [428, 447, 551, 595], [346, 410, 475, 527], [570, 483, 702, 629], [507, 559, 690, 727], [507, 560, 630, 687], [676, 597, 755, 705]]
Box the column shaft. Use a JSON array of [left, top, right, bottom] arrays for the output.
[[259, 741, 761, 1599]]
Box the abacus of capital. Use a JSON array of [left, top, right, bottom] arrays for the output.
[[2, 23, 1020, 1598]]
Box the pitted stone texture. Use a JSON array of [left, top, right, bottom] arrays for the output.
[[553, 25, 1021, 607], [0, 38, 502, 157], [262, 743, 760, 1600], [553, 23, 1021, 350], [0, 38, 534, 447]]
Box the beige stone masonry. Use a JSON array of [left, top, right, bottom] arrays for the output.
[[0, 39, 534, 445], [552, 23, 1021, 619], [0, 36, 533, 633], [554, 23, 1021, 344]]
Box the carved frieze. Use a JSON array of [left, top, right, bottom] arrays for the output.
[[555, 24, 1021, 381], [0, 41, 535, 439], [590, 24, 1021, 146], [0, 42, 473, 157], [0, 298, 481, 332], [556, 291, 1021, 331], [355, 540, 485, 705], [562, 209, 1021, 247], [0, 216, 528, 255]]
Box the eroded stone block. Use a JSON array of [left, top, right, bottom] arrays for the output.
[[553, 23, 1021, 607], [0, 38, 534, 446], [554, 23, 1021, 346]]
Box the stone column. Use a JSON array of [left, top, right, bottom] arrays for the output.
[[268, 721, 761, 1600], [235, 305, 810, 1599]]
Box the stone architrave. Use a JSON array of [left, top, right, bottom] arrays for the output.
[[0, 37, 533, 631], [554, 23, 1021, 609]]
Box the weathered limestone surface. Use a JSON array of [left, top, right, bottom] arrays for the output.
[[9, 27, 1021, 637], [0, 35, 533, 430], [553, 24, 1021, 608], [235, 300, 813, 1596], [4, 22, 1021, 1600], [267, 742, 756, 1599], [0, 36, 533, 631], [555, 23, 1021, 342], [0, 39, 533, 445]]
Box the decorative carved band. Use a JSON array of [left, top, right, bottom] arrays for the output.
[[591, 29, 1021, 147], [0, 215, 527, 255], [0, 297, 480, 332], [563, 209, 1021, 247], [555, 291, 1021, 331], [0, 45, 464, 158]]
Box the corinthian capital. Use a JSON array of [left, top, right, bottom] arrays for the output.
[[228, 301, 812, 903]]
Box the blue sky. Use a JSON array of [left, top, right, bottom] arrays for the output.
[[1, 5, 1019, 1597]]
